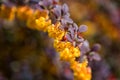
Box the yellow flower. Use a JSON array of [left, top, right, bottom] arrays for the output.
[[48, 22, 65, 40], [69, 47, 80, 58], [59, 47, 80, 63], [35, 17, 51, 31], [71, 60, 91, 80], [0, 4, 16, 21], [54, 39, 80, 63], [60, 48, 75, 62], [27, 10, 49, 30], [54, 40, 80, 56], [54, 40, 72, 52]]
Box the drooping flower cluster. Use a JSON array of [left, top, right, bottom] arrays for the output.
[[0, 0, 101, 80]]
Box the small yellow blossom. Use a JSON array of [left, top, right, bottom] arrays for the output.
[[59, 48, 75, 62], [54, 40, 80, 57], [59, 47, 80, 63], [54, 40, 72, 52], [35, 17, 51, 31], [69, 47, 80, 58], [27, 10, 49, 30], [48, 22, 65, 40], [71, 60, 91, 80]]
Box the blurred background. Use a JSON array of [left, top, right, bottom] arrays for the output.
[[0, 0, 120, 80]]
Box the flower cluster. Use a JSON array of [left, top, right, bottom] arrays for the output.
[[0, 0, 101, 80]]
